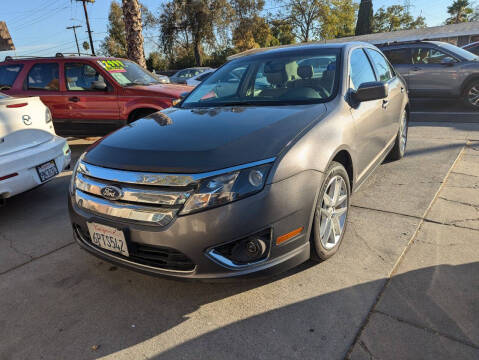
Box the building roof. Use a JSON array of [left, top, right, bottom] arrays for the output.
[[229, 22, 479, 60], [323, 21, 479, 45], [0, 22, 14, 51]]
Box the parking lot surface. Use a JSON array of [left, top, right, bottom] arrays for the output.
[[1, 122, 478, 360]]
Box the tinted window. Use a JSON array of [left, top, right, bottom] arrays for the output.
[[182, 49, 340, 108], [411, 47, 456, 64], [196, 72, 212, 82], [65, 63, 106, 91], [365, 49, 393, 82], [467, 45, 479, 55], [383, 49, 412, 65], [27, 63, 59, 91], [350, 49, 376, 89], [0, 64, 23, 90]]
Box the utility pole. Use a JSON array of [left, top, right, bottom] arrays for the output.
[[66, 25, 82, 55], [76, 0, 95, 55]]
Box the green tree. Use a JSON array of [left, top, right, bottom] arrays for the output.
[[122, 0, 146, 68], [287, 0, 327, 42], [446, 0, 474, 24], [373, 5, 426, 32], [159, 0, 232, 66], [355, 0, 373, 35], [269, 19, 296, 45], [146, 51, 168, 71], [321, 0, 358, 39]]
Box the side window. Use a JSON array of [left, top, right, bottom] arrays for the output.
[[382, 49, 412, 65], [412, 47, 456, 64], [349, 49, 377, 89], [27, 63, 59, 91], [65, 63, 106, 91], [0, 64, 23, 90], [365, 49, 393, 82]]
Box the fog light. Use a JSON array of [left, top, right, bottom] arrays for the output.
[[231, 237, 267, 263], [248, 169, 264, 187]]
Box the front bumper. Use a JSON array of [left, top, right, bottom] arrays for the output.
[[69, 170, 323, 279], [0, 136, 71, 198]]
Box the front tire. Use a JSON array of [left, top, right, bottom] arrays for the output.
[[463, 80, 479, 110], [388, 109, 408, 161], [311, 161, 350, 261]]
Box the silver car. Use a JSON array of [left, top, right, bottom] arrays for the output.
[[380, 41, 479, 109], [69, 42, 409, 279]]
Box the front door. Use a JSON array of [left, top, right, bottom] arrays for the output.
[[62, 62, 120, 136], [408, 46, 460, 96], [348, 48, 389, 182]]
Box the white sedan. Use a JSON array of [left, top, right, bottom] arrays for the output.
[[186, 69, 215, 87], [0, 93, 71, 203]]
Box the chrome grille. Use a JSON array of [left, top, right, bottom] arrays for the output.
[[74, 161, 195, 225]]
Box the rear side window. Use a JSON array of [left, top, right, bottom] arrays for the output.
[[0, 64, 23, 90], [365, 49, 394, 82], [27, 63, 59, 91], [65, 63, 106, 91], [411, 47, 456, 64], [350, 49, 377, 89], [383, 49, 412, 65]]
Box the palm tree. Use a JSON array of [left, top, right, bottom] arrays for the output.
[[122, 0, 146, 68], [355, 0, 373, 35], [446, 0, 473, 24]]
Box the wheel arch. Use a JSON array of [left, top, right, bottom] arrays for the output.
[[127, 107, 161, 123]]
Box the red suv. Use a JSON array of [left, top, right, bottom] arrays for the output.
[[0, 55, 191, 136]]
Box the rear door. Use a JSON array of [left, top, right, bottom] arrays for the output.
[[381, 47, 413, 85], [62, 62, 120, 135], [365, 48, 403, 143], [22, 62, 67, 123], [349, 48, 388, 181], [408, 46, 461, 96]]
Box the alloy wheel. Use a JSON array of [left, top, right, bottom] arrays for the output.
[[319, 175, 348, 250], [399, 110, 408, 154], [467, 84, 479, 108]]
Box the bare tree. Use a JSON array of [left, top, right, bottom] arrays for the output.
[[122, 0, 146, 68]]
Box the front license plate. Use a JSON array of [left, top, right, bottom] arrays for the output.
[[87, 223, 129, 257], [36, 160, 59, 182]]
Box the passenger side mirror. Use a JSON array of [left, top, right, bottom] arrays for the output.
[[352, 82, 388, 102], [92, 80, 108, 91]]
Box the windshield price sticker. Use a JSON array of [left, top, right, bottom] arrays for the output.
[[98, 60, 126, 73]]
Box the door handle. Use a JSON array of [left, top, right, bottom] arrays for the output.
[[68, 96, 80, 103], [382, 99, 389, 109]]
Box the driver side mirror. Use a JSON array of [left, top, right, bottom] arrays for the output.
[[352, 82, 388, 102], [91, 80, 108, 91]]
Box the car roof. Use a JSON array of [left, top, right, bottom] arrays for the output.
[[0, 55, 131, 65], [229, 42, 376, 61], [379, 40, 450, 48], [463, 41, 479, 48]]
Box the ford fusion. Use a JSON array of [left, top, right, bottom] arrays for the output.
[[69, 43, 409, 279]]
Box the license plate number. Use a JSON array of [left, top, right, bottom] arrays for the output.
[[36, 160, 59, 182], [87, 223, 129, 257]]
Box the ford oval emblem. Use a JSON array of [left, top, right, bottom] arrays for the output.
[[100, 185, 123, 201]]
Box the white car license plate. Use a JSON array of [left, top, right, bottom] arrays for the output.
[[36, 160, 59, 182], [87, 223, 129, 257]]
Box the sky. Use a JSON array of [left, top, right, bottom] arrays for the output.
[[0, 0, 468, 59]]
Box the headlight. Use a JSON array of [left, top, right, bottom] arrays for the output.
[[45, 107, 52, 123], [180, 163, 272, 215], [69, 153, 85, 194]]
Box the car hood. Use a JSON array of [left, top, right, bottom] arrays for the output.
[[83, 104, 327, 173], [122, 83, 192, 98]]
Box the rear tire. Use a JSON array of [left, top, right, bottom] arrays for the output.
[[388, 109, 408, 161], [463, 80, 479, 110], [311, 161, 350, 261]]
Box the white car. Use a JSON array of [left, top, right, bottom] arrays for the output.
[[0, 93, 71, 203], [186, 69, 215, 87]]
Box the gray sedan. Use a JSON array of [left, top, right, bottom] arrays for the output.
[[68, 42, 409, 279]]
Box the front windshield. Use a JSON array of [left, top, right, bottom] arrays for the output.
[[97, 59, 160, 86], [181, 48, 341, 108], [439, 42, 479, 61]]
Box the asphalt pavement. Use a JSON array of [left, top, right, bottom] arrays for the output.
[[0, 123, 478, 360]]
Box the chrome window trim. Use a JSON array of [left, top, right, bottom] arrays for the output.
[[78, 157, 276, 187], [75, 173, 191, 206], [75, 189, 177, 226]]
